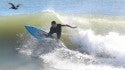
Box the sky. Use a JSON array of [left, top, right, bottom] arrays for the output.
[[0, 0, 125, 16]]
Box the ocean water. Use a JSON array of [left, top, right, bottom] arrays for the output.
[[1, 0, 125, 70]]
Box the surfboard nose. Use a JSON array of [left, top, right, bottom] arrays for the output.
[[25, 25, 33, 30], [25, 25, 30, 29], [24, 25, 48, 40]]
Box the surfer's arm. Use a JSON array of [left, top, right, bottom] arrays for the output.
[[47, 27, 53, 37], [61, 24, 77, 28]]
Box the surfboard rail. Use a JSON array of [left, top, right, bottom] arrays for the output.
[[25, 25, 48, 40]]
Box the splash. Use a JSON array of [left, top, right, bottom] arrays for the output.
[[40, 43, 125, 70], [68, 29, 125, 68], [16, 11, 125, 70], [70, 29, 125, 58], [17, 33, 66, 57], [17, 31, 125, 70]]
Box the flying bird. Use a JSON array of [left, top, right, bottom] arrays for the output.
[[9, 3, 21, 10]]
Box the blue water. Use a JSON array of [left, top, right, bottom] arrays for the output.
[[1, 0, 125, 16]]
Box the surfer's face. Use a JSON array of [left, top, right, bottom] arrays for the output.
[[51, 23, 57, 27], [52, 24, 57, 27], [51, 21, 57, 27]]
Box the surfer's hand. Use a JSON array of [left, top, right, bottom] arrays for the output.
[[65, 24, 77, 28], [71, 26, 77, 28], [70, 26, 77, 28], [42, 34, 48, 38]]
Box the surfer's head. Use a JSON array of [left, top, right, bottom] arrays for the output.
[[51, 21, 57, 27]]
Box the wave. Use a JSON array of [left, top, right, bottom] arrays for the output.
[[1, 10, 125, 70], [0, 10, 60, 38], [1, 9, 125, 37], [17, 31, 125, 70]]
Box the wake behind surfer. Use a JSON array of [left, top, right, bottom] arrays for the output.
[[47, 21, 77, 39]]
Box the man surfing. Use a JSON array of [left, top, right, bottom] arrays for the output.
[[47, 21, 77, 39]]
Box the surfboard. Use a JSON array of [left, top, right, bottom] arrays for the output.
[[25, 25, 48, 40]]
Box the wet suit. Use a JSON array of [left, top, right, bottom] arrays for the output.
[[48, 24, 64, 39]]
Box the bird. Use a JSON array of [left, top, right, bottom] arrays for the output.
[[8, 2, 21, 10]]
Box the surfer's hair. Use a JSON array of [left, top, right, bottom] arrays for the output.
[[51, 21, 56, 25]]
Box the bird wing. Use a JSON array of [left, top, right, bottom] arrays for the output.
[[8, 3, 15, 7], [16, 4, 21, 7]]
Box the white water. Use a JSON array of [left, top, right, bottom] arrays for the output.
[[17, 12, 125, 70], [20, 33, 125, 70], [18, 30, 125, 70]]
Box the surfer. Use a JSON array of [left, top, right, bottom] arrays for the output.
[[47, 21, 77, 39], [8, 2, 21, 10]]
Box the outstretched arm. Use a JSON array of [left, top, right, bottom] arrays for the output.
[[62, 24, 77, 28]]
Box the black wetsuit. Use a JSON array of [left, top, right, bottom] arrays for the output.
[[48, 24, 62, 39]]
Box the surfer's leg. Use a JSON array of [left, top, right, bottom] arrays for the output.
[[47, 32, 53, 38], [57, 32, 61, 39]]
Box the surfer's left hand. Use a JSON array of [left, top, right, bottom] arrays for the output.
[[71, 26, 77, 28]]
